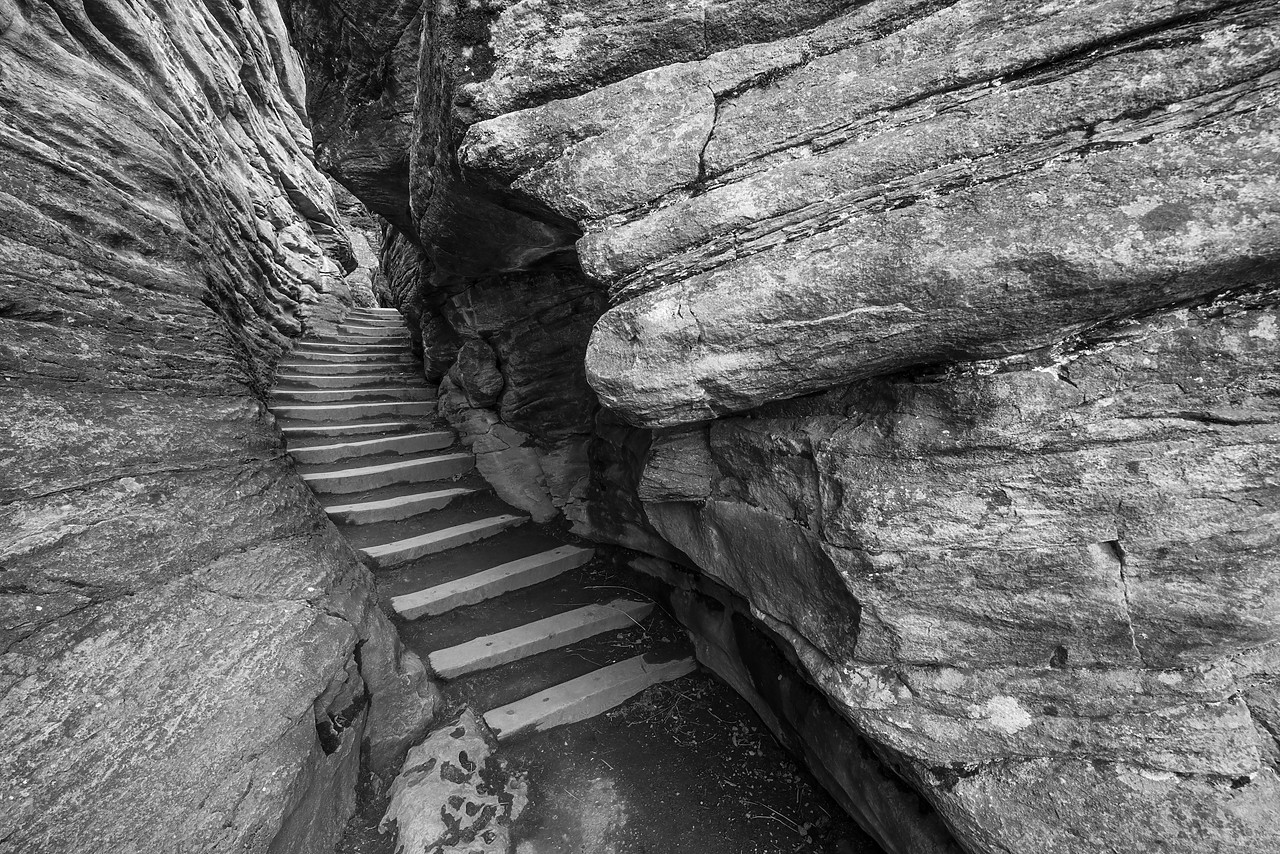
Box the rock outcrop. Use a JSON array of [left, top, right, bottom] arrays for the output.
[[380, 708, 528, 854], [640, 294, 1280, 852], [0, 3, 436, 852], [281, 1, 1280, 852]]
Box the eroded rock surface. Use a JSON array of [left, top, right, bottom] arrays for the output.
[[0, 3, 436, 852], [640, 297, 1280, 852], [452, 0, 1280, 426]]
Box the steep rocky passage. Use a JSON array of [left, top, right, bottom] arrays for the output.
[[3, 1, 1270, 851], [271, 306, 887, 852]]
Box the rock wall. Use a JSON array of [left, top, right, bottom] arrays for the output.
[[286, 1, 1280, 852], [0, 3, 436, 852], [639, 294, 1280, 852]]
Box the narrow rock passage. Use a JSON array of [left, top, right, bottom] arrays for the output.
[[272, 306, 693, 728], [271, 307, 880, 852]]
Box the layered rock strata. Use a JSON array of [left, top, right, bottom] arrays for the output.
[[0, 3, 435, 852], [285, 0, 1280, 852]]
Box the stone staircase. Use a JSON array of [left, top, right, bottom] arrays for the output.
[[270, 306, 696, 743]]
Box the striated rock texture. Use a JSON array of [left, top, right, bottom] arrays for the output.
[[456, 0, 1280, 427], [286, 0, 1279, 852], [0, 3, 436, 853]]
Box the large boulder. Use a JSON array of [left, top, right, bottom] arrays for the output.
[[640, 296, 1280, 853], [452, 0, 1280, 426]]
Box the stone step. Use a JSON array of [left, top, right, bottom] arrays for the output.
[[349, 307, 399, 315], [323, 486, 480, 525], [300, 452, 474, 494], [391, 546, 595, 620], [281, 351, 417, 365], [275, 372, 420, 389], [271, 386, 434, 404], [310, 337, 409, 349], [315, 328, 410, 340], [288, 431, 455, 465], [296, 340, 407, 353], [362, 515, 529, 568], [341, 319, 405, 330], [278, 360, 418, 375], [271, 400, 435, 422], [336, 321, 407, 331], [328, 333, 407, 344], [483, 653, 697, 742], [429, 599, 654, 680], [280, 420, 418, 438]]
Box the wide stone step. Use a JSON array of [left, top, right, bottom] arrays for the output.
[[275, 372, 420, 389], [429, 599, 654, 680], [279, 420, 417, 438], [362, 515, 528, 568], [314, 330, 410, 342], [278, 360, 418, 375], [341, 320, 405, 332], [335, 322, 407, 332], [271, 400, 435, 422], [288, 431, 454, 465], [483, 653, 697, 742], [281, 351, 417, 364], [300, 452, 474, 494], [296, 341, 407, 354], [324, 486, 480, 525], [271, 386, 434, 404], [391, 546, 594, 620]]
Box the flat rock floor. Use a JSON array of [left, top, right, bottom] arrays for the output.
[[502, 669, 880, 854], [341, 661, 880, 854], [337, 553, 882, 854]]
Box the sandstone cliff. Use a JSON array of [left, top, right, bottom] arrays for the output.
[[0, 3, 435, 852]]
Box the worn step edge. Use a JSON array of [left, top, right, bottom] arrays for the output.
[[271, 386, 435, 404], [281, 351, 418, 364], [278, 361, 418, 374], [483, 653, 697, 742], [272, 400, 435, 422], [314, 332, 411, 343], [274, 373, 420, 388], [362, 515, 528, 568], [300, 452, 474, 494], [323, 487, 480, 525], [340, 322, 405, 331], [289, 431, 455, 465], [335, 321, 407, 329], [297, 339, 406, 349], [391, 546, 595, 620], [429, 599, 655, 680], [279, 420, 416, 438]]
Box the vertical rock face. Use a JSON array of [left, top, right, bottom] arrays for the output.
[[285, 0, 1279, 852], [0, 3, 436, 853]]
